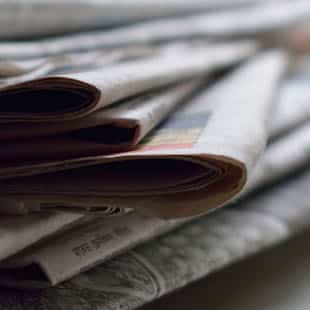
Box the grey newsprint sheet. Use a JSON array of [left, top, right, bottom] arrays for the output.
[[0, 167, 309, 309]]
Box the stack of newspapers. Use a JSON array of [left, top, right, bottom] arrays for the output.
[[0, 0, 310, 309]]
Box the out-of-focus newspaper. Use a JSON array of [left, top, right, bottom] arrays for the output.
[[0, 166, 309, 310], [0, 51, 287, 218], [0, 0, 272, 39], [1, 64, 310, 287], [270, 64, 310, 137], [0, 0, 309, 59]]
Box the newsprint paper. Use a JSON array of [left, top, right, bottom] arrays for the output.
[[0, 166, 309, 310], [0, 51, 287, 218]]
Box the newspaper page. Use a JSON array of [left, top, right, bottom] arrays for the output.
[[0, 167, 310, 309], [0, 0, 309, 59], [0, 0, 268, 39], [0, 51, 287, 218]]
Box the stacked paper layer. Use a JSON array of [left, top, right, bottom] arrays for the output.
[[0, 1, 309, 309]]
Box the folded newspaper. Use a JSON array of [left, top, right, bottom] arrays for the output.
[[0, 0, 309, 58], [0, 51, 287, 218], [0, 0, 274, 39], [0, 63, 309, 287], [0, 42, 255, 163]]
